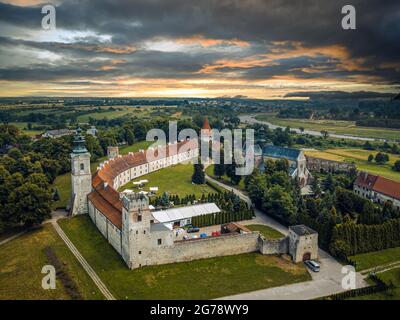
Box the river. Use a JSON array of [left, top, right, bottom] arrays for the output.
[[239, 114, 380, 142]]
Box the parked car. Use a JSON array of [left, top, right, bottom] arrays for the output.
[[187, 227, 200, 233], [200, 233, 207, 238], [304, 260, 320, 272]]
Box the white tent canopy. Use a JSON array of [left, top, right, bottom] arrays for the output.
[[152, 203, 221, 224]]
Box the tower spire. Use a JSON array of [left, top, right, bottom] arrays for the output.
[[72, 127, 88, 154]]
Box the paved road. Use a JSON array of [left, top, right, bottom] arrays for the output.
[[240, 114, 378, 142], [50, 211, 116, 300], [206, 174, 368, 300]]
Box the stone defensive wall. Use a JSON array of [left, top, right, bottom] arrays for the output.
[[306, 155, 356, 173], [152, 232, 261, 266], [258, 236, 288, 255]]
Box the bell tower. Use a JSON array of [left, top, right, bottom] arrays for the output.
[[70, 128, 91, 216]]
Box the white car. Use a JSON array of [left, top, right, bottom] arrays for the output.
[[304, 260, 320, 272]]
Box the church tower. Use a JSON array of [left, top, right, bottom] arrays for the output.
[[70, 128, 91, 216], [201, 117, 212, 143]]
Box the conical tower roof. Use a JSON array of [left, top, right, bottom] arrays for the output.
[[202, 117, 211, 131]]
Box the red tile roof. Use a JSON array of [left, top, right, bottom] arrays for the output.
[[373, 176, 400, 200], [88, 139, 198, 229], [355, 171, 400, 200], [88, 190, 122, 229], [202, 117, 211, 131], [354, 171, 378, 189]]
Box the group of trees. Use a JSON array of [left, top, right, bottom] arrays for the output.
[[244, 156, 400, 254], [151, 193, 198, 208], [363, 141, 399, 155], [193, 191, 255, 227], [192, 163, 205, 184], [368, 152, 390, 165], [330, 219, 400, 257], [245, 158, 301, 225], [0, 126, 57, 231], [191, 208, 253, 228], [150, 190, 254, 228]]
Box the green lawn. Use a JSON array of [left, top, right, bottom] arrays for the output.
[[205, 164, 246, 190], [255, 114, 400, 141], [51, 140, 153, 209], [246, 224, 285, 240], [305, 148, 400, 182], [119, 163, 214, 198], [349, 246, 400, 272], [0, 224, 103, 300], [59, 215, 311, 300]]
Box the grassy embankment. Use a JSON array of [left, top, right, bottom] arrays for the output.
[[0, 224, 103, 300]]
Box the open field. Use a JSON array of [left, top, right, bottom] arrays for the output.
[[76, 105, 176, 122], [349, 268, 400, 300], [0, 224, 103, 300], [9, 122, 46, 136], [119, 163, 214, 198], [59, 216, 311, 299], [305, 148, 400, 182], [52, 140, 152, 209], [76, 106, 143, 122], [349, 246, 400, 272], [246, 224, 285, 240], [255, 114, 400, 141], [205, 164, 246, 190]]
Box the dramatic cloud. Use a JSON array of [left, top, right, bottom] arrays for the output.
[[0, 0, 399, 97]]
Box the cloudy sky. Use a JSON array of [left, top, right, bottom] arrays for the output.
[[0, 0, 399, 98]]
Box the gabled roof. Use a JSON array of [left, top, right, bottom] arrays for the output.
[[373, 176, 400, 200], [263, 145, 301, 161], [355, 171, 400, 200], [354, 171, 378, 189]]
